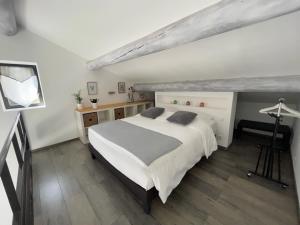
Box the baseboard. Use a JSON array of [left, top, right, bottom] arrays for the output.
[[31, 137, 79, 152]]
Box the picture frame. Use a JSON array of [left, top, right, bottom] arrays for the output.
[[118, 82, 126, 93], [0, 60, 46, 111], [87, 82, 97, 95]]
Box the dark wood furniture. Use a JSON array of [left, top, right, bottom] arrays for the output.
[[237, 119, 291, 150], [83, 112, 98, 127], [88, 144, 157, 214], [0, 112, 33, 225], [114, 107, 125, 120]]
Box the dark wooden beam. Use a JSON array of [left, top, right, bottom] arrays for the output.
[[0, 0, 17, 35], [87, 0, 300, 70], [134, 75, 300, 92]]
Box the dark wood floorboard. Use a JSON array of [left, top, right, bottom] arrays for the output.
[[32, 135, 299, 225]]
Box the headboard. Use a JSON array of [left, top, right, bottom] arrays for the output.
[[155, 92, 237, 148]]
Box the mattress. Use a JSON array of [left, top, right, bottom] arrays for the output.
[[89, 127, 154, 190], [89, 112, 218, 202]]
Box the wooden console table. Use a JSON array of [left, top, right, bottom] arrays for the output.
[[75, 101, 153, 144]]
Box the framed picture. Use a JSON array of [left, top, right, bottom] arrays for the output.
[[87, 82, 97, 95], [0, 60, 46, 111], [118, 82, 126, 93]]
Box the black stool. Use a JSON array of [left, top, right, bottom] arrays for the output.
[[247, 143, 288, 188]]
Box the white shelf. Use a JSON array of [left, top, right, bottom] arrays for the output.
[[156, 92, 237, 148], [160, 103, 226, 111], [125, 105, 137, 117], [137, 104, 145, 113], [97, 110, 112, 122], [76, 101, 153, 144]]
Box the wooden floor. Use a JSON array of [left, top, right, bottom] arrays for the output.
[[33, 135, 299, 225]]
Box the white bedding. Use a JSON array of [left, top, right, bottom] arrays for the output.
[[88, 112, 218, 203]]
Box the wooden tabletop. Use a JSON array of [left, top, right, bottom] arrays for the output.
[[75, 100, 153, 113]]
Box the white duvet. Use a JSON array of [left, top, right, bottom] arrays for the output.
[[89, 112, 218, 203]]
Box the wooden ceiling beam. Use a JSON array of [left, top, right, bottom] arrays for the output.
[[87, 0, 300, 70], [133, 76, 300, 92], [0, 0, 17, 35]]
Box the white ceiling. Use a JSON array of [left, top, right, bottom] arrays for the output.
[[13, 1, 300, 84], [13, 0, 220, 60]]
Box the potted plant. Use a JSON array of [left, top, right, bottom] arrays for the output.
[[90, 98, 98, 109], [73, 90, 83, 109]]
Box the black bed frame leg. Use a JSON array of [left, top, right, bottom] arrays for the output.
[[143, 194, 152, 214], [90, 152, 96, 160], [143, 202, 151, 214], [143, 189, 154, 214]]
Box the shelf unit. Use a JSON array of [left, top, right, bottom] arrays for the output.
[[125, 105, 136, 117], [75, 101, 153, 144], [137, 104, 145, 113]]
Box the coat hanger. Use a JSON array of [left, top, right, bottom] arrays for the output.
[[259, 98, 300, 118]]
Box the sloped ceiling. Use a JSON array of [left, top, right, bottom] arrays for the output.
[[13, 0, 220, 60], [13, 1, 300, 84], [105, 11, 300, 82]]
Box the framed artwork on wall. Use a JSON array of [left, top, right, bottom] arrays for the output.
[[118, 82, 126, 93], [87, 82, 97, 95], [0, 60, 46, 111]]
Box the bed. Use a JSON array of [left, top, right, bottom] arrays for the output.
[[88, 110, 218, 213]]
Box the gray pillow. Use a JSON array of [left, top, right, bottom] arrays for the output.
[[141, 107, 165, 119], [167, 111, 197, 125]]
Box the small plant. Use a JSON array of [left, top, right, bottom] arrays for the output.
[[73, 90, 83, 104], [90, 98, 98, 103]]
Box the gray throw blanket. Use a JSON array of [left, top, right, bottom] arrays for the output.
[[90, 120, 182, 165]]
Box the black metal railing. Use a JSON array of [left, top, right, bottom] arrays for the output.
[[0, 112, 33, 225]]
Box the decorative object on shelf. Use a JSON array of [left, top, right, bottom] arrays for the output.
[[118, 82, 126, 93], [73, 90, 83, 109], [87, 81, 97, 95], [90, 98, 98, 109], [139, 92, 145, 100], [0, 60, 46, 111], [199, 102, 205, 107], [128, 86, 135, 102], [173, 100, 178, 104], [108, 91, 115, 95], [186, 101, 191, 106]]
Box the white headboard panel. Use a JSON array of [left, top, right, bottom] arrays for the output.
[[155, 92, 237, 148]]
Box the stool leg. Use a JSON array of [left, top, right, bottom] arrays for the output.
[[278, 149, 281, 182], [254, 145, 263, 174], [270, 149, 274, 179], [262, 146, 269, 176]]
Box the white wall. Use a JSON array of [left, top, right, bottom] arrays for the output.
[[0, 29, 135, 225], [291, 100, 300, 209], [0, 29, 134, 150]]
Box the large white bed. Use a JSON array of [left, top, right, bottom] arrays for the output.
[[89, 111, 218, 203]]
